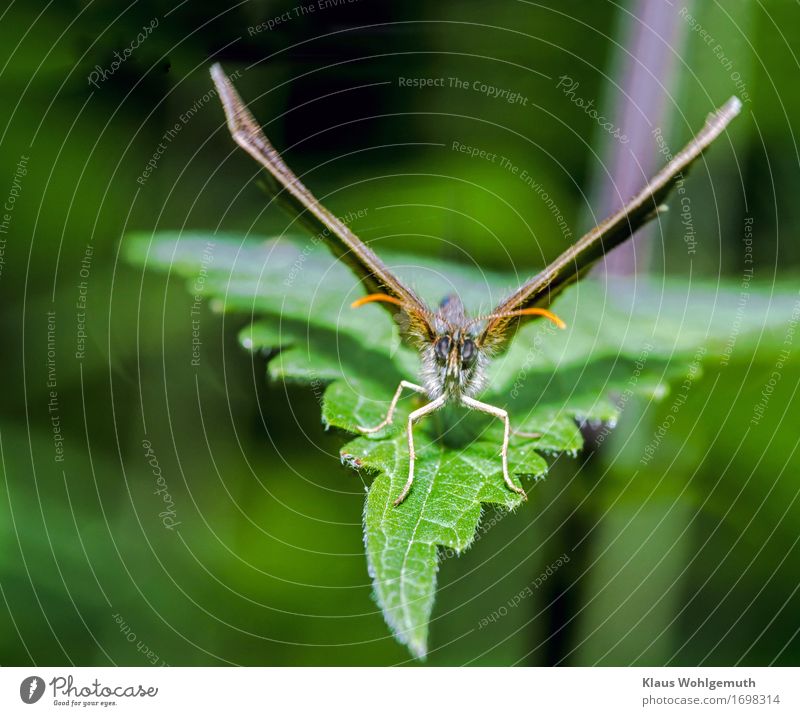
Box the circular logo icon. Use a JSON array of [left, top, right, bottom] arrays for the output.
[[20, 676, 45, 704]]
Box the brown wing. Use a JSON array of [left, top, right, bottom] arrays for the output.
[[209, 63, 434, 342], [481, 96, 742, 351]]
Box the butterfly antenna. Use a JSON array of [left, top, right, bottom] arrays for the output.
[[470, 307, 567, 330], [351, 293, 405, 309]]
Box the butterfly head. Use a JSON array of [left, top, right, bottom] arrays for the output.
[[351, 291, 566, 401], [419, 294, 488, 400]]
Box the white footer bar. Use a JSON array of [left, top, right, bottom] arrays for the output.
[[0, 667, 796, 714]]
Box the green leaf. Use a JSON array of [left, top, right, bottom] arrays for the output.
[[125, 231, 798, 658]]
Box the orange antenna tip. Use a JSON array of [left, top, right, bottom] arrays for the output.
[[351, 293, 404, 309], [513, 307, 566, 329]]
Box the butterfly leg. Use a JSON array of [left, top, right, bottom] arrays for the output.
[[357, 380, 427, 434], [394, 395, 446, 506], [461, 396, 527, 500]]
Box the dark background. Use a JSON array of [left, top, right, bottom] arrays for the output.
[[1, 0, 799, 665]]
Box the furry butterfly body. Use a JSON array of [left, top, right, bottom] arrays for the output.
[[210, 63, 741, 505]]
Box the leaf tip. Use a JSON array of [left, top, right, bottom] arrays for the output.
[[408, 639, 428, 661]]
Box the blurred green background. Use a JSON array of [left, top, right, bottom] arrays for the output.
[[1, 0, 799, 665]]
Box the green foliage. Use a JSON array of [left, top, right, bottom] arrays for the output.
[[125, 232, 797, 658]]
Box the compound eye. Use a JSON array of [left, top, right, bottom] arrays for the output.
[[461, 338, 477, 366], [434, 336, 451, 362]]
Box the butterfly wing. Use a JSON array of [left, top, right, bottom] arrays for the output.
[[210, 63, 434, 343], [480, 96, 742, 352]]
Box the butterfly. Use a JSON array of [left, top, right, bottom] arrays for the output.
[[210, 63, 741, 506]]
